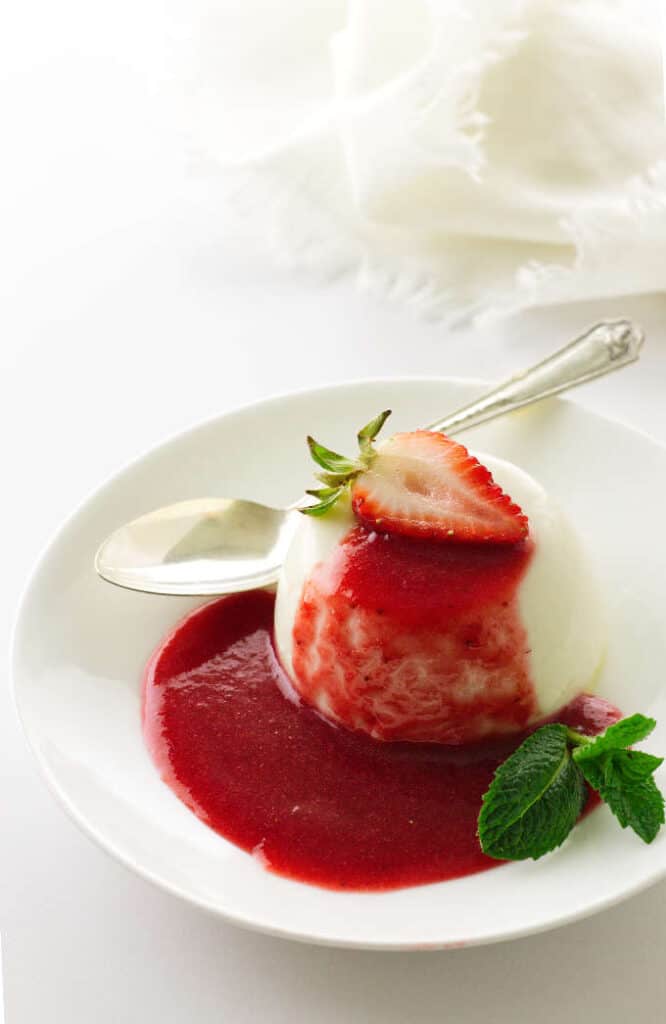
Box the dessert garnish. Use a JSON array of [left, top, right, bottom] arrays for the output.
[[302, 409, 392, 517], [303, 411, 528, 542], [479, 714, 665, 860]]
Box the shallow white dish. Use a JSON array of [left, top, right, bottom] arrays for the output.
[[12, 377, 666, 949]]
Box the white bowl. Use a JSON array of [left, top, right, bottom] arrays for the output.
[[12, 377, 666, 949]]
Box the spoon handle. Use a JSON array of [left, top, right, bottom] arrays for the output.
[[426, 319, 644, 435]]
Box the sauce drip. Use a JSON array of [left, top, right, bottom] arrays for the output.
[[144, 591, 618, 891], [292, 528, 536, 744]]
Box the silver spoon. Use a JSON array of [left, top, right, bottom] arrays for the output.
[[95, 319, 643, 597]]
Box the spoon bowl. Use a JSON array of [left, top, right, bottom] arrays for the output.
[[95, 497, 298, 596]]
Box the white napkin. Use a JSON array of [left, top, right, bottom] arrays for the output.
[[184, 0, 666, 323]]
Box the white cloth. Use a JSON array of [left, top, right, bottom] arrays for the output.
[[183, 0, 666, 323]]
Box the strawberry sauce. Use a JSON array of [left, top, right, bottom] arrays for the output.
[[144, 590, 618, 892], [292, 528, 537, 744]]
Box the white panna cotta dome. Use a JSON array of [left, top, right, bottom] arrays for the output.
[[275, 454, 605, 743]]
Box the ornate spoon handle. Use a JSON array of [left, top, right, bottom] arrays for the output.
[[426, 319, 644, 434]]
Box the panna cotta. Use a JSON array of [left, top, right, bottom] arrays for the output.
[[275, 453, 605, 744], [142, 414, 626, 891]]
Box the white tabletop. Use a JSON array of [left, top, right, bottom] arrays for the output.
[[4, 3, 666, 1020]]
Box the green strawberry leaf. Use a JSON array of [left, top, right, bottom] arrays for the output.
[[304, 486, 340, 499], [357, 409, 391, 458], [300, 410, 392, 516], [573, 714, 656, 763], [300, 486, 346, 517], [315, 471, 355, 488], [478, 724, 587, 861], [306, 437, 361, 475]]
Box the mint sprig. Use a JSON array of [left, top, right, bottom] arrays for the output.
[[478, 714, 664, 860], [478, 724, 587, 860], [575, 746, 664, 845], [300, 410, 391, 516]]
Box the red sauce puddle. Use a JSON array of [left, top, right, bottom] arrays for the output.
[[144, 589, 618, 892]]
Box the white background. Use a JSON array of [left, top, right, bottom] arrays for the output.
[[4, 2, 666, 1020]]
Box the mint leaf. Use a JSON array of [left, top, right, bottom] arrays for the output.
[[577, 748, 665, 844], [478, 724, 587, 860], [573, 714, 656, 763], [479, 714, 665, 861], [576, 749, 663, 790], [600, 755, 664, 843], [571, 714, 664, 843], [614, 750, 664, 780], [572, 750, 603, 792]]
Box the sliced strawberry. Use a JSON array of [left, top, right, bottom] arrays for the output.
[[350, 431, 528, 544]]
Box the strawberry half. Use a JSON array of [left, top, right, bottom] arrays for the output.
[[300, 412, 528, 544], [350, 431, 528, 544]]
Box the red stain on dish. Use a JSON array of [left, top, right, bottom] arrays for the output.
[[292, 526, 537, 744], [143, 589, 619, 892]]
